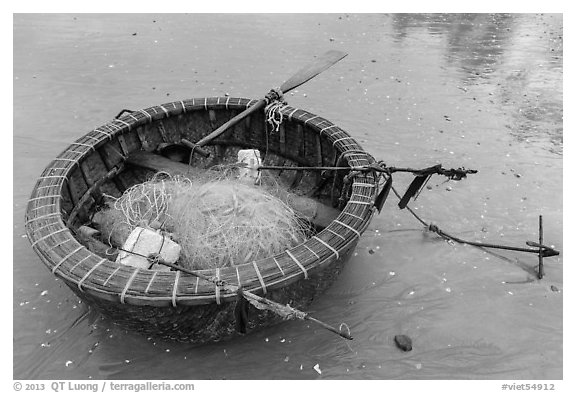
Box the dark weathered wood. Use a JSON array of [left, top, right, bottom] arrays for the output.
[[68, 166, 89, 205], [208, 109, 218, 129], [125, 150, 205, 178], [76, 225, 118, 261], [98, 138, 129, 192], [538, 215, 544, 279], [119, 131, 142, 154], [181, 138, 211, 157], [194, 100, 267, 148], [80, 150, 121, 197], [138, 123, 165, 152], [60, 181, 75, 216], [66, 164, 125, 227]]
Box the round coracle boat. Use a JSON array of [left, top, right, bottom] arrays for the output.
[[25, 97, 379, 343]]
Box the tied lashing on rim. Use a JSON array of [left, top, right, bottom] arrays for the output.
[[264, 87, 288, 133]]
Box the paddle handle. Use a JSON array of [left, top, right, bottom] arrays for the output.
[[181, 138, 211, 157], [194, 99, 267, 147]]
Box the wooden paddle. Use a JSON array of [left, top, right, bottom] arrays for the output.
[[184, 50, 348, 155]]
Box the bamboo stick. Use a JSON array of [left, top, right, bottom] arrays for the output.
[[155, 259, 353, 340]]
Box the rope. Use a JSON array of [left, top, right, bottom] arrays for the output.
[[387, 184, 560, 262], [264, 88, 287, 133], [257, 162, 477, 179]]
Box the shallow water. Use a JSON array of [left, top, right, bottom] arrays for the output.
[[13, 13, 562, 380]]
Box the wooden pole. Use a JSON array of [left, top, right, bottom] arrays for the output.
[[155, 259, 353, 340], [191, 50, 348, 150], [538, 215, 544, 279]]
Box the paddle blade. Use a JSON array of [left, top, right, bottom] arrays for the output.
[[280, 50, 348, 93], [398, 175, 430, 210], [375, 176, 393, 213], [234, 293, 249, 334]]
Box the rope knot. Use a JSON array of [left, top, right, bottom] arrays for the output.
[[375, 160, 391, 174], [343, 170, 364, 184], [146, 252, 162, 269], [264, 87, 284, 104], [264, 88, 288, 133]]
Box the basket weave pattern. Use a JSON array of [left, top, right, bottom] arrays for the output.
[[25, 97, 378, 311]]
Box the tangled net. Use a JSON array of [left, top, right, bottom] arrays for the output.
[[101, 172, 309, 270]]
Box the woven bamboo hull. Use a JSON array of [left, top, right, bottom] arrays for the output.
[[25, 97, 378, 344], [68, 245, 354, 344]]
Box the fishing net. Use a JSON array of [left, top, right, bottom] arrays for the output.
[[96, 172, 310, 270]]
